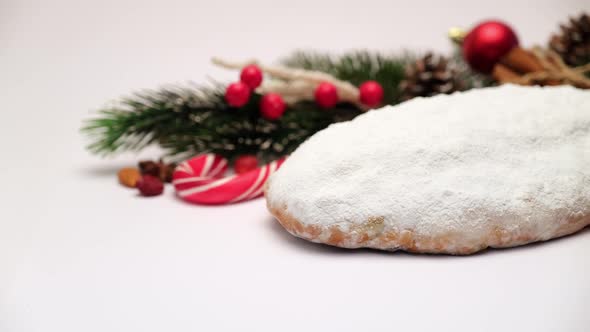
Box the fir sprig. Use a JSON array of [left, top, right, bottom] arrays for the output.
[[82, 50, 487, 161], [82, 84, 361, 161], [82, 51, 413, 160], [281, 50, 413, 104]]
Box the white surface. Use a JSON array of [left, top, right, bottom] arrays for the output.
[[1, 0, 589, 331]]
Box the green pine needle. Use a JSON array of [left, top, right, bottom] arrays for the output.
[[82, 50, 488, 160], [82, 84, 361, 161], [281, 50, 414, 104]]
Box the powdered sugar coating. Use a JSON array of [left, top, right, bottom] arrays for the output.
[[266, 85, 590, 251]]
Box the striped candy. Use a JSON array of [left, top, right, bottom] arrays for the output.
[[172, 154, 285, 205]]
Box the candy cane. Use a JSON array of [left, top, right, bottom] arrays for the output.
[[172, 154, 285, 205]]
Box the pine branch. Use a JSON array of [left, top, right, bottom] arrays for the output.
[[82, 84, 361, 161], [82, 50, 488, 160], [281, 50, 414, 105], [83, 86, 223, 157]]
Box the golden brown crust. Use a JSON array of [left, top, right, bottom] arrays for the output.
[[267, 200, 590, 255]]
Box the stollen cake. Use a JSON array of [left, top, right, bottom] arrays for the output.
[[265, 85, 590, 255]]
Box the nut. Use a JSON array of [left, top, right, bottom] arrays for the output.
[[118, 167, 141, 188]]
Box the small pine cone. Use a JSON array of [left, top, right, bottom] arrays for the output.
[[400, 53, 463, 101], [549, 12, 590, 67]]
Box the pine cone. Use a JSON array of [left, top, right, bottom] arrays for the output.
[[549, 13, 590, 67], [400, 53, 462, 101]]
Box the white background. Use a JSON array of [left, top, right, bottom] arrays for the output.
[[1, 0, 590, 331]]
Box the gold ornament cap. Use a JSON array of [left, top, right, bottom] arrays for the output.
[[448, 27, 467, 44]]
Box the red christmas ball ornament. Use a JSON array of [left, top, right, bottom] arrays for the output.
[[260, 93, 286, 120], [462, 20, 519, 73], [240, 65, 263, 89], [225, 82, 251, 107], [234, 155, 258, 175], [359, 81, 384, 107], [314, 82, 338, 108]]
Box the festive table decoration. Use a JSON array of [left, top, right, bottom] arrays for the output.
[[239, 65, 264, 89], [224, 82, 251, 107], [399, 53, 463, 101], [492, 47, 590, 88], [549, 13, 590, 67], [172, 154, 285, 205], [461, 20, 519, 73], [358, 81, 384, 107], [259, 93, 286, 120], [451, 15, 590, 88], [82, 12, 590, 204], [314, 82, 339, 108]]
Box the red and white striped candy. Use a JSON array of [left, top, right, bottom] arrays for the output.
[[172, 154, 285, 205]]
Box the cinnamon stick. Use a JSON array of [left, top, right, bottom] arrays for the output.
[[500, 47, 544, 74], [492, 63, 522, 84]]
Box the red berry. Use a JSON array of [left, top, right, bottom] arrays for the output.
[[240, 65, 263, 89], [234, 155, 258, 174], [260, 93, 286, 120], [359, 81, 384, 107], [136, 175, 164, 197], [314, 82, 338, 108], [225, 82, 251, 107]]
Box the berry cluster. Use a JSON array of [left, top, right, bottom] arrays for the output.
[[225, 65, 286, 121], [315, 80, 384, 108], [224, 65, 385, 121]]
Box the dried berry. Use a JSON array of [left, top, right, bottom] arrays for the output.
[[162, 162, 177, 182], [136, 175, 164, 197], [118, 167, 141, 188], [138, 159, 177, 183], [139, 160, 160, 177]]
